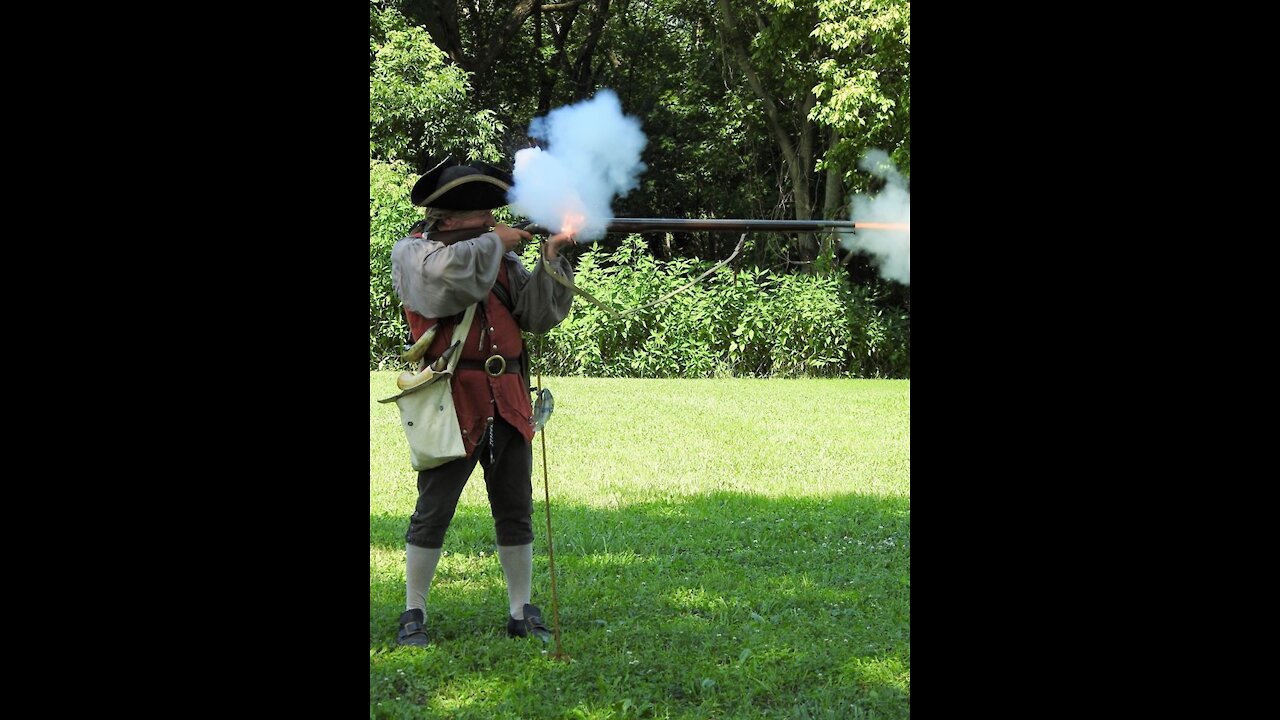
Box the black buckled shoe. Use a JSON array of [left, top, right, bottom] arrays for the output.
[[507, 603, 553, 641], [397, 609, 430, 647]]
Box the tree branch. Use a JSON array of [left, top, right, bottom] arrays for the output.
[[419, 0, 468, 68], [543, 0, 589, 9], [471, 0, 540, 75], [573, 0, 611, 95]]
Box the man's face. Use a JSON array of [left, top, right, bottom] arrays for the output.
[[440, 210, 496, 231]]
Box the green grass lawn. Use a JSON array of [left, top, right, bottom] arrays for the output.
[[371, 373, 910, 719]]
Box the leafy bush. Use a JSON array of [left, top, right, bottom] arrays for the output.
[[369, 3, 502, 166], [371, 214, 909, 376], [528, 235, 909, 378], [370, 159, 418, 369]]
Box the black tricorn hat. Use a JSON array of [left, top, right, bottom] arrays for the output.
[[410, 157, 513, 210]]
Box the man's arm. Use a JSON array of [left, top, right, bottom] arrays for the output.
[[392, 233, 507, 318], [510, 232, 577, 333]]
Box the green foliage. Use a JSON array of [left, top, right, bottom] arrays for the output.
[[809, 0, 912, 182], [369, 1, 504, 165], [366, 0, 910, 375], [621, 2, 783, 222], [531, 236, 910, 378], [371, 0, 911, 217], [370, 159, 419, 369], [370, 234, 907, 376]]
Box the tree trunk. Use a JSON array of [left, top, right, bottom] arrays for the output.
[[715, 0, 817, 265], [535, 1, 551, 113], [572, 0, 611, 96], [792, 91, 818, 263], [822, 128, 845, 219], [471, 0, 540, 75], [551, 4, 581, 100], [419, 0, 467, 68], [821, 127, 845, 266]]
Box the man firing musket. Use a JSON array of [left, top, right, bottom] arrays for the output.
[[381, 88, 908, 658], [384, 158, 577, 648]]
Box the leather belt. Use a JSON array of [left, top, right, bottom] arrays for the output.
[[457, 355, 523, 377]]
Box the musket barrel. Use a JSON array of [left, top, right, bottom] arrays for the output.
[[607, 218, 859, 232], [516, 218, 860, 236]]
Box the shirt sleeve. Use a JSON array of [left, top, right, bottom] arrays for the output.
[[390, 233, 506, 318], [510, 252, 576, 334]]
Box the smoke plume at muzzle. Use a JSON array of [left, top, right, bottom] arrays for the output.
[[509, 89, 648, 241], [842, 150, 910, 285]]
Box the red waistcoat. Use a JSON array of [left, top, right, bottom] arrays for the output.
[[403, 256, 534, 457]]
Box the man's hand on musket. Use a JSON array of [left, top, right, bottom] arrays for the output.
[[543, 231, 576, 260], [493, 223, 533, 251]]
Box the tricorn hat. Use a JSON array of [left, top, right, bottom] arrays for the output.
[[410, 157, 513, 210]]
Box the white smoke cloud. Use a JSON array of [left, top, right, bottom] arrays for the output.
[[508, 89, 647, 241], [841, 149, 910, 285]]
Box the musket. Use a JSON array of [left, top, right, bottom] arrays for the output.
[[509, 217, 907, 318], [515, 217, 899, 236]]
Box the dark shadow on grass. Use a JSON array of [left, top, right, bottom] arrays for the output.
[[370, 491, 910, 719]]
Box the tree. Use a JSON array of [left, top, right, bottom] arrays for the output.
[[810, 0, 911, 185], [370, 1, 504, 168], [373, 0, 909, 275], [714, 0, 910, 267]]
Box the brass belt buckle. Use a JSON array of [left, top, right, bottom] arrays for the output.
[[484, 354, 506, 376]]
